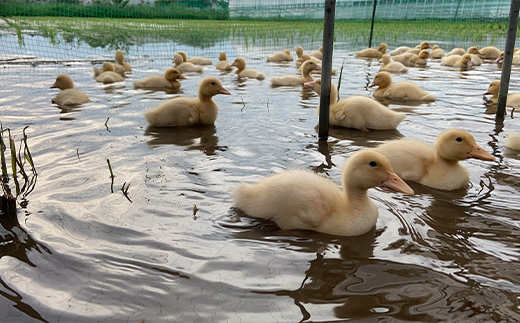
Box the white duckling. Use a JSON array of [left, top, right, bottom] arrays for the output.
[[483, 80, 520, 106], [172, 53, 203, 73], [447, 48, 466, 56], [355, 43, 388, 58], [373, 129, 495, 190], [50, 74, 90, 106], [309, 46, 323, 60], [93, 62, 124, 84], [505, 132, 520, 150], [231, 57, 266, 80], [305, 79, 406, 131], [144, 77, 230, 127], [270, 60, 321, 86], [404, 41, 432, 55], [266, 49, 294, 62], [215, 52, 233, 71], [115, 50, 132, 71], [466, 46, 482, 65], [393, 49, 430, 66], [177, 51, 213, 65], [232, 149, 414, 236], [379, 54, 408, 73], [479, 46, 501, 59], [369, 71, 436, 102], [430, 45, 446, 59], [441, 53, 473, 68], [132, 67, 186, 89]]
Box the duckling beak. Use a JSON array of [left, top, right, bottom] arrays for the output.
[[495, 57, 503, 64], [315, 64, 322, 71], [381, 171, 414, 195], [467, 145, 495, 161], [467, 60, 473, 67], [368, 82, 376, 88], [50, 82, 57, 89], [218, 86, 231, 95], [303, 81, 314, 89], [179, 74, 187, 80]]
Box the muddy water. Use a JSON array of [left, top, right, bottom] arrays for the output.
[[1, 35, 520, 322]]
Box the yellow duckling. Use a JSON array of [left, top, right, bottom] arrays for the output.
[[373, 129, 495, 190], [232, 149, 414, 236], [144, 77, 230, 127], [231, 57, 266, 80], [50, 74, 90, 106], [369, 71, 436, 101], [132, 68, 186, 89]]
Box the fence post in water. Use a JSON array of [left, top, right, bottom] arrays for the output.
[[368, 0, 377, 48], [318, 0, 336, 141], [497, 0, 520, 119]]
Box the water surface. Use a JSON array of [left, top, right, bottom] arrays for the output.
[[1, 22, 520, 322]]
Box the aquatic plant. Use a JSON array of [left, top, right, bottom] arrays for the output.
[[0, 126, 37, 216]]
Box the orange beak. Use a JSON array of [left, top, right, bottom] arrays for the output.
[[381, 171, 414, 195], [218, 86, 231, 95], [467, 144, 495, 161]]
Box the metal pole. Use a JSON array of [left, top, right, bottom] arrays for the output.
[[318, 0, 336, 141], [368, 0, 377, 48], [497, 0, 520, 119]]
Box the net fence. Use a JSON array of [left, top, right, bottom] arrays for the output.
[[0, 0, 515, 66]]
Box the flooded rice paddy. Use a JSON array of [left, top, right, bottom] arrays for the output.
[[1, 21, 520, 322]]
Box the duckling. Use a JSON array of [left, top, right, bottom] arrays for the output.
[[305, 79, 406, 131], [356, 43, 388, 58], [172, 53, 203, 73], [215, 52, 233, 71], [310, 46, 323, 59], [132, 68, 186, 89], [231, 57, 266, 80], [495, 51, 520, 65], [479, 46, 501, 59], [93, 62, 124, 84], [441, 54, 473, 68], [232, 149, 414, 236], [369, 71, 436, 102], [447, 48, 466, 56], [115, 50, 132, 71], [270, 60, 321, 86], [373, 129, 495, 190], [505, 132, 520, 150], [389, 45, 413, 56], [50, 74, 90, 106], [93, 62, 124, 78], [379, 54, 408, 73], [393, 49, 430, 66], [266, 49, 294, 62], [177, 51, 213, 65], [144, 77, 230, 127], [405, 41, 432, 55], [483, 80, 520, 106], [465, 46, 482, 65], [430, 45, 446, 59], [295, 54, 322, 68]]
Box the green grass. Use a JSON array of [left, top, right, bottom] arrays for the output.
[[1, 17, 512, 52]]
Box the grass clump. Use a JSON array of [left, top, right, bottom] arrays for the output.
[[0, 126, 37, 216]]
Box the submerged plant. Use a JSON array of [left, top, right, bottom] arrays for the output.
[[0, 126, 37, 216]]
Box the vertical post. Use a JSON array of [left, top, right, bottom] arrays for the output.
[[368, 0, 377, 48], [318, 0, 336, 141], [497, 0, 520, 119]]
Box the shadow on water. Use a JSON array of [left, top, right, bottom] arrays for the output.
[[0, 214, 51, 322], [144, 125, 228, 155]]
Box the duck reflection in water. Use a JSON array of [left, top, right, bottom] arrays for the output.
[[144, 125, 227, 155]]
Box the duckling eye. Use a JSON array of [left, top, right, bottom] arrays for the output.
[[369, 161, 378, 167], [456, 137, 463, 142], [211, 82, 216, 85]]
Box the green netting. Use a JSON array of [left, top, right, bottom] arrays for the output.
[[0, 0, 515, 66]]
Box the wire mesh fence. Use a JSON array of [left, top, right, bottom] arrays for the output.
[[0, 0, 515, 67]]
